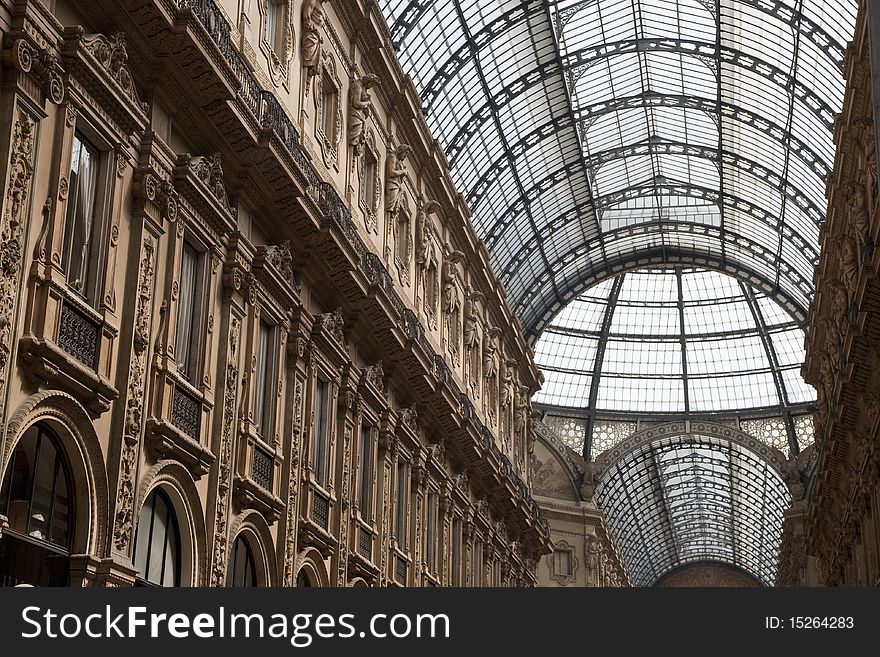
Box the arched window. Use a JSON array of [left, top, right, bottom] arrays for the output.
[[0, 423, 74, 549], [226, 534, 256, 587], [296, 568, 312, 587], [133, 489, 181, 587]]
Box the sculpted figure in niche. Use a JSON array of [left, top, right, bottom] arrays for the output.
[[857, 120, 877, 205], [417, 200, 440, 269], [416, 199, 440, 298], [483, 329, 499, 380], [385, 143, 411, 218], [838, 235, 859, 298], [349, 73, 380, 156], [847, 180, 870, 251], [301, 0, 325, 79], [463, 293, 483, 394]]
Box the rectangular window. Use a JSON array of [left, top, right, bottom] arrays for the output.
[[395, 215, 409, 264], [472, 540, 483, 586], [320, 77, 337, 141], [361, 151, 377, 209], [395, 461, 408, 549], [451, 518, 462, 586], [358, 421, 373, 520], [253, 319, 276, 437], [266, 0, 280, 50], [426, 492, 437, 574], [63, 132, 104, 302], [312, 378, 331, 486], [493, 560, 501, 586], [555, 549, 572, 577], [174, 241, 206, 382]]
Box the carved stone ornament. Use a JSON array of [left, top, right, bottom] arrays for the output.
[[427, 440, 445, 463], [453, 471, 468, 494], [113, 236, 156, 552], [211, 316, 241, 585], [188, 153, 236, 215], [363, 361, 384, 390], [8, 38, 65, 104], [385, 143, 411, 219], [349, 73, 381, 156], [399, 406, 418, 433], [316, 308, 345, 344], [301, 0, 325, 80], [80, 32, 148, 113], [0, 111, 36, 414], [264, 241, 294, 283], [135, 172, 179, 223]]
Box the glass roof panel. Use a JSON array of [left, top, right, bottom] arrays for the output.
[[595, 435, 790, 585], [378, 0, 855, 337], [533, 267, 814, 415]]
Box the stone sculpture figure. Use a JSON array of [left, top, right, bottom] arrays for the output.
[[349, 73, 381, 156], [301, 0, 325, 78], [385, 143, 411, 218]]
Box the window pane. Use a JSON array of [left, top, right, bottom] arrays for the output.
[[254, 320, 271, 434], [63, 134, 99, 297], [358, 422, 372, 519], [313, 379, 330, 485], [175, 242, 201, 379], [396, 462, 407, 548]]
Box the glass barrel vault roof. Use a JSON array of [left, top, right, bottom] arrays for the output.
[[378, 0, 857, 341], [595, 433, 790, 586], [532, 267, 815, 415]]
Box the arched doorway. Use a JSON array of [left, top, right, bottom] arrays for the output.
[[133, 488, 182, 587], [0, 423, 75, 586], [226, 534, 257, 587]]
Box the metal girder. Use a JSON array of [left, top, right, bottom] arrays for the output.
[[446, 64, 828, 183], [562, 38, 836, 130], [386, 0, 846, 104], [740, 283, 802, 454], [449, 2, 568, 310], [582, 138, 824, 223], [465, 115, 581, 210], [595, 437, 788, 585], [583, 275, 623, 459], [575, 92, 831, 180], [512, 232, 813, 334], [495, 181, 819, 284]]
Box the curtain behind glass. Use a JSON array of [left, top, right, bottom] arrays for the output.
[[64, 135, 99, 296], [175, 243, 198, 379], [254, 321, 270, 434]]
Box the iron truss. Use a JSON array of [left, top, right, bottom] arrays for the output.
[[595, 434, 790, 586], [532, 267, 814, 421], [378, 0, 856, 338]]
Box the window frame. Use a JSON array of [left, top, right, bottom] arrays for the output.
[[357, 420, 374, 521], [253, 316, 278, 439], [174, 237, 209, 384], [0, 423, 75, 551], [61, 128, 111, 306], [312, 375, 332, 488], [133, 488, 182, 588]]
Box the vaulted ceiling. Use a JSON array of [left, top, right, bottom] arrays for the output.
[[379, 0, 857, 341]]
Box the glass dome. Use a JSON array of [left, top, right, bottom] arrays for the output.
[[533, 267, 815, 415]]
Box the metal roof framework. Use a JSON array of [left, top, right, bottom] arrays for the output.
[[379, 0, 857, 341]]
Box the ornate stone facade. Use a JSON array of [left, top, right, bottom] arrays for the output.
[[0, 0, 548, 587], [794, 0, 880, 587]]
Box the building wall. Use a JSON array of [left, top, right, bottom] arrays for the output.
[[795, 0, 880, 587], [655, 564, 761, 588], [0, 0, 550, 587], [531, 426, 631, 587]]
